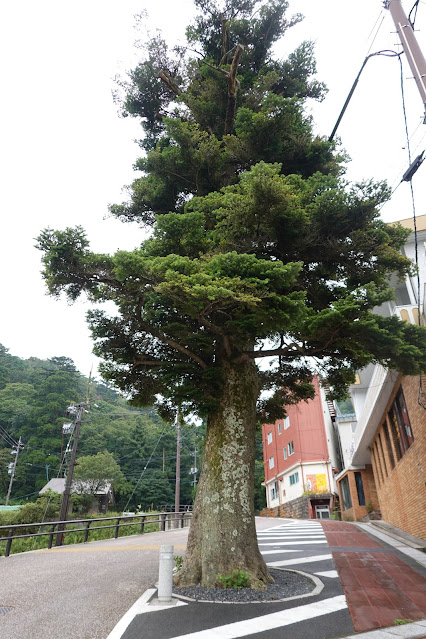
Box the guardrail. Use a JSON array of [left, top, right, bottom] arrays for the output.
[[0, 511, 192, 557]]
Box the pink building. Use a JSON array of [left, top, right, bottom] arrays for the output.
[[262, 376, 341, 519]]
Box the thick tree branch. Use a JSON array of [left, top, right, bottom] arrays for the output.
[[135, 299, 208, 369], [158, 70, 182, 96], [246, 330, 347, 360], [196, 314, 232, 358], [224, 44, 244, 135]]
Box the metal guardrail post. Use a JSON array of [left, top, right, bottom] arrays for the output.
[[115, 517, 121, 539], [48, 524, 56, 549], [84, 521, 92, 543], [140, 515, 145, 534], [5, 529, 13, 557], [160, 513, 166, 532]]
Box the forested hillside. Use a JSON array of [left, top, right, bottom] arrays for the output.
[[0, 344, 206, 510]]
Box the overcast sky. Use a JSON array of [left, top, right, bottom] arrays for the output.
[[1, 0, 425, 378]]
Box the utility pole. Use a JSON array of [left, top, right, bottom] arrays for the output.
[[174, 409, 181, 522], [191, 447, 198, 489], [55, 403, 85, 546], [384, 0, 426, 122], [5, 437, 23, 506]]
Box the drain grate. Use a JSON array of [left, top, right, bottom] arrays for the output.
[[0, 606, 13, 615]]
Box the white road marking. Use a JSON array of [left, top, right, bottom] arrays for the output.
[[258, 540, 327, 546], [106, 589, 187, 638], [314, 570, 339, 578], [267, 554, 333, 567], [167, 595, 347, 638], [257, 535, 325, 539], [260, 549, 299, 555]]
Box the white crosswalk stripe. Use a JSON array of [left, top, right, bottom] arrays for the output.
[[164, 595, 348, 639], [257, 535, 325, 539], [260, 549, 299, 555], [258, 540, 327, 546], [267, 553, 333, 567]]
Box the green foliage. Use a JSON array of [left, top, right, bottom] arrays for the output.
[[0, 491, 61, 527], [0, 345, 201, 511], [393, 619, 413, 626], [216, 569, 251, 589], [174, 555, 184, 571]]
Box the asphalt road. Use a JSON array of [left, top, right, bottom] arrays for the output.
[[121, 518, 355, 639], [0, 526, 190, 639]]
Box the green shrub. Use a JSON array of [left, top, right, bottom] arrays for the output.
[[216, 569, 251, 589], [174, 555, 184, 572]]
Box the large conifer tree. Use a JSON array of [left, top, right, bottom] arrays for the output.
[[37, 0, 426, 587]]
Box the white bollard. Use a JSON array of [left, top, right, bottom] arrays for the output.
[[157, 544, 174, 602]]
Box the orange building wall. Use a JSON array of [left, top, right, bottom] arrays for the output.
[[263, 376, 330, 487]]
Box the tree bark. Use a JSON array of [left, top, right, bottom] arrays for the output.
[[175, 356, 273, 589]]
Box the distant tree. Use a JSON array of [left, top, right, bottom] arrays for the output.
[[37, 0, 426, 588], [72, 451, 125, 495], [129, 469, 175, 511]]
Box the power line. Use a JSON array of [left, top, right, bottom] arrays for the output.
[[122, 422, 171, 513], [0, 426, 19, 448]]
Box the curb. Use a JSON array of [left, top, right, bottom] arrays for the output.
[[171, 568, 324, 604], [341, 618, 426, 639]]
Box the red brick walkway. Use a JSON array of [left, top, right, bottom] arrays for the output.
[[321, 521, 426, 632]]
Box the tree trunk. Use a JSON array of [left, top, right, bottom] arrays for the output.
[[175, 356, 273, 589]]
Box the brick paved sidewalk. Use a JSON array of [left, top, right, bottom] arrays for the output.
[[322, 520, 426, 633]]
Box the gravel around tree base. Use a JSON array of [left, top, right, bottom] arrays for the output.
[[172, 568, 315, 603]]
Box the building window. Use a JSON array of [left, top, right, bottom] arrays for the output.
[[278, 422, 282, 435], [269, 456, 274, 469], [354, 472, 365, 506], [340, 475, 352, 510], [270, 481, 278, 501], [283, 447, 287, 460], [267, 431, 273, 445], [289, 472, 299, 486], [288, 441, 294, 455], [388, 387, 414, 458], [284, 416, 290, 429]]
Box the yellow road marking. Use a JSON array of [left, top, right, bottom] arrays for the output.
[[39, 544, 187, 554]]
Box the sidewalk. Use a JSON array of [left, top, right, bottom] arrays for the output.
[[322, 520, 426, 635], [107, 518, 426, 639]]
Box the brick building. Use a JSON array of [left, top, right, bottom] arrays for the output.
[[334, 215, 426, 539], [262, 376, 342, 519]]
